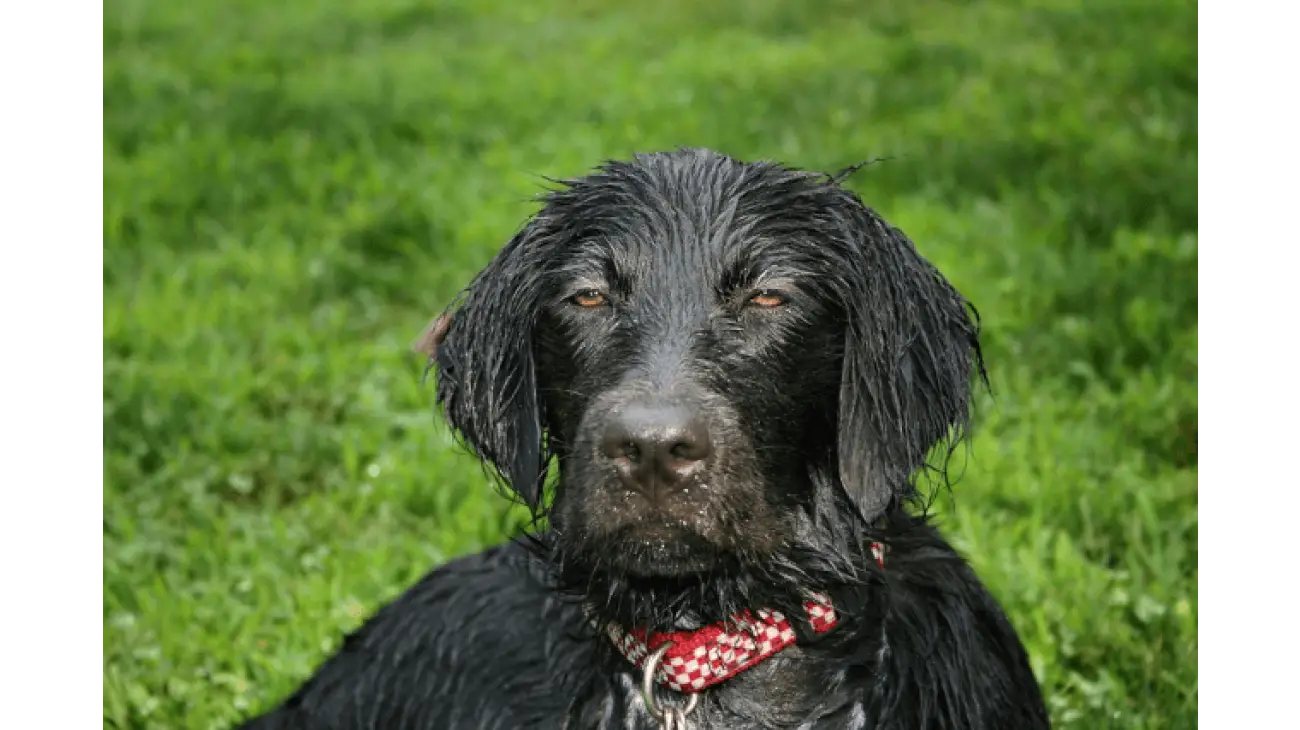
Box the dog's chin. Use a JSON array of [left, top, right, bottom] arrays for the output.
[[595, 523, 723, 578]]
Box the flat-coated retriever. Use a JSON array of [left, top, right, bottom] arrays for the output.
[[237, 148, 1050, 729]]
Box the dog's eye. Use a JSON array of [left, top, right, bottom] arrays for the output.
[[569, 289, 608, 308], [747, 290, 789, 309]]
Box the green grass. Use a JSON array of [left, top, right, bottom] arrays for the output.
[[103, 0, 1197, 727]]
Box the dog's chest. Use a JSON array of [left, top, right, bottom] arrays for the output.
[[588, 650, 871, 730]]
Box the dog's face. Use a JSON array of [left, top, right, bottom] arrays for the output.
[[533, 197, 849, 576], [433, 149, 982, 583]]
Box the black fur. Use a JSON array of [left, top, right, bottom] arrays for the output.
[[237, 149, 1049, 729]]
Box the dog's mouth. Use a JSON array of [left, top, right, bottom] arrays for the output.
[[600, 521, 722, 577]]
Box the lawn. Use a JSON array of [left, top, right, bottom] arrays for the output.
[[102, 0, 1198, 727]]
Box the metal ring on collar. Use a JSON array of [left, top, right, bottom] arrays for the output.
[[641, 641, 700, 726]]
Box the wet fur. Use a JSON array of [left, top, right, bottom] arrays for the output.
[[237, 149, 1049, 729]]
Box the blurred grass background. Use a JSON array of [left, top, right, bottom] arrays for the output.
[[102, 0, 1197, 727]]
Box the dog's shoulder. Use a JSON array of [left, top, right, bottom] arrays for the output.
[[860, 521, 1051, 730], [238, 540, 600, 730]]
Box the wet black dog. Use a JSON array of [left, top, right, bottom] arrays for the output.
[[237, 149, 1050, 729]]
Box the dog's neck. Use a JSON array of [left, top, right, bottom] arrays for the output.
[[531, 511, 907, 726], [537, 503, 898, 634], [582, 554, 889, 728], [550, 556, 842, 636], [537, 542, 888, 643], [608, 642, 871, 728]]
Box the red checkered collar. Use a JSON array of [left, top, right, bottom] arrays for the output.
[[602, 541, 886, 694]]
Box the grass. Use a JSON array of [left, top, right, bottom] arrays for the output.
[[102, 0, 1197, 727]]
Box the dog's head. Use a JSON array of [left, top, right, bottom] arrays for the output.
[[432, 149, 983, 587]]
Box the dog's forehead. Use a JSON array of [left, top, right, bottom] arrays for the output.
[[551, 160, 837, 288], [565, 214, 784, 300]]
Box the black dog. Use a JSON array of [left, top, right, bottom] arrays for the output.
[[238, 149, 1050, 729]]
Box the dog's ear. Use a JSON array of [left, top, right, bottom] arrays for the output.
[[834, 202, 986, 522], [429, 222, 552, 512]]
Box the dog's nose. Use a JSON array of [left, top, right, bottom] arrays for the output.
[[601, 404, 712, 498]]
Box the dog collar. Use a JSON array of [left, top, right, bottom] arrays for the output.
[[604, 541, 886, 694]]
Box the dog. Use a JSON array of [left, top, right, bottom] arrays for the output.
[[237, 148, 1051, 729]]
